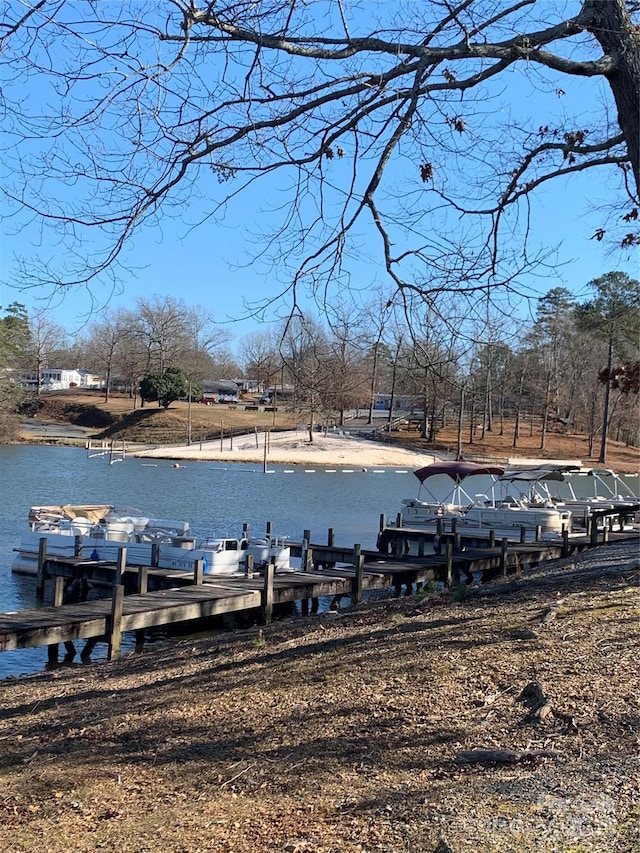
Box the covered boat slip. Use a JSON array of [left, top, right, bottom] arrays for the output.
[[397, 461, 640, 538]]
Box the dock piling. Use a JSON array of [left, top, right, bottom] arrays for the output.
[[262, 561, 275, 624], [107, 585, 125, 661], [137, 566, 149, 595], [445, 543, 453, 587], [352, 544, 364, 603], [500, 538, 508, 577], [36, 537, 48, 601]]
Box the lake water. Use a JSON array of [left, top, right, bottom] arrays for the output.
[[2, 445, 638, 682], [0, 444, 422, 680]]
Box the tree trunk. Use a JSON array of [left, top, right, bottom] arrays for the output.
[[513, 369, 525, 448], [469, 397, 476, 445], [584, 0, 640, 195], [367, 343, 379, 426], [598, 336, 613, 463], [387, 366, 398, 427], [540, 374, 552, 450], [456, 386, 465, 460]]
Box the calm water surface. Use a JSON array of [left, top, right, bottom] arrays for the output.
[[2, 446, 637, 681], [0, 444, 420, 680]]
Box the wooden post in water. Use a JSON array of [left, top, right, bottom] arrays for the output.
[[561, 529, 569, 559], [135, 564, 148, 649], [590, 517, 598, 546], [301, 530, 310, 572], [262, 561, 275, 624], [74, 535, 83, 557], [520, 526, 527, 544], [107, 585, 125, 661], [245, 554, 254, 577], [305, 547, 315, 572], [47, 574, 66, 665], [115, 547, 126, 585], [454, 532, 462, 553], [151, 542, 160, 568], [535, 525, 542, 542], [266, 520, 273, 538], [489, 530, 496, 548], [352, 544, 364, 604], [137, 566, 149, 594], [107, 548, 127, 660], [445, 542, 453, 588], [53, 576, 65, 607], [393, 533, 404, 560], [194, 558, 204, 585], [500, 538, 508, 577], [36, 537, 48, 601], [396, 512, 403, 528], [418, 537, 425, 558], [327, 528, 335, 569]]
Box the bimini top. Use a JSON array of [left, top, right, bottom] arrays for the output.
[[498, 466, 575, 483], [413, 461, 505, 484]]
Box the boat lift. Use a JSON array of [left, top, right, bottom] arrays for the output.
[[86, 439, 126, 464]]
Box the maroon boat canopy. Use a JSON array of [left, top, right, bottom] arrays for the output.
[[413, 461, 505, 484]]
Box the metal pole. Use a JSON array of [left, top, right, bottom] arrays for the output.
[[187, 379, 192, 445]]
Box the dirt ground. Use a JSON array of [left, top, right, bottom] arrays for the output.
[[21, 391, 640, 472], [1, 539, 639, 853]]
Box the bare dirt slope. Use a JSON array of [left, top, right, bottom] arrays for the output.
[[21, 391, 640, 471], [1, 540, 639, 852]]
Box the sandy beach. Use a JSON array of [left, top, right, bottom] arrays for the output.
[[131, 427, 439, 468]]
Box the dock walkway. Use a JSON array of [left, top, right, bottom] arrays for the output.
[[2, 526, 638, 664]]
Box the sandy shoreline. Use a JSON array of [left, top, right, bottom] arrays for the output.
[[131, 428, 439, 468]]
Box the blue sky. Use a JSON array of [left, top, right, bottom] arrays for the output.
[[1, 2, 638, 352]]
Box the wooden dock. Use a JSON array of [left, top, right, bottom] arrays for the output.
[[2, 523, 639, 664]]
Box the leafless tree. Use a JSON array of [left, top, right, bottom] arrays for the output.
[[131, 295, 232, 376], [324, 304, 371, 425], [280, 314, 334, 441], [25, 311, 68, 396], [84, 310, 133, 401], [240, 329, 284, 390], [2, 1, 637, 335]]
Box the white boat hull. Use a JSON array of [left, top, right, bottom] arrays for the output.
[[12, 531, 291, 577], [398, 502, 572, 540]]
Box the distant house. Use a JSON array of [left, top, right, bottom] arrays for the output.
[[263, 384, 295, 402], [373, 393, 416, 412], [21, 368, 104, 392], [200, 379, 240, 403]]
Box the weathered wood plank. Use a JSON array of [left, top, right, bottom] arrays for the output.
[[4, 528, 638, 657]]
